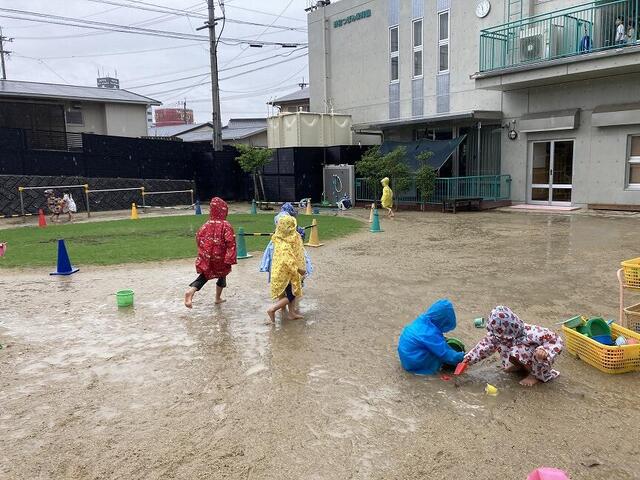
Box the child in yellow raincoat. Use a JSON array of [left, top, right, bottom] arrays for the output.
[[380, 177, 394, 217], [266, 215, 307, 324]]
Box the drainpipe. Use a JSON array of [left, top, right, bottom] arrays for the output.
[[477, 121, 482, 176]]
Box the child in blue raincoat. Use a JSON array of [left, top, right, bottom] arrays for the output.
[[397, 299, 464, 375], [260, 203, 313, 316]]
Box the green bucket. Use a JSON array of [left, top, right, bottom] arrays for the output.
[[585, 317, 610, 338], [446, 337, 466, 353], [116, 289, 134, 308]]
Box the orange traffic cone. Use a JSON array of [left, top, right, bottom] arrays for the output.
[[131, 203, 139, 220], [305, 199, 312, 216], [38, 208, 47, 228], [305, 219, 324, 248], [368, 203, 375, 223]]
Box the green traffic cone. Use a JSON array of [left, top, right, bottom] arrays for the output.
[[370, 208, 383, 233], [236, 227, 253, 260], [250, 199, 257, 215]]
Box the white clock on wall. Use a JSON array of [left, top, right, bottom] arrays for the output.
[[476, 0, 491, 18]]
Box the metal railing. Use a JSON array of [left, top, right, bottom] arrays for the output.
[[480, 0, 639, 72], [356, 175, 512, 205], [23, 129, 84, 151]]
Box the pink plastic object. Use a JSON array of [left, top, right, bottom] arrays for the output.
[[0, 243, 6, 257], [527, 467, 569, 480]]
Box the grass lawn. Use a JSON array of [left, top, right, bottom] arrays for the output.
[[0, 214, 363, 268]]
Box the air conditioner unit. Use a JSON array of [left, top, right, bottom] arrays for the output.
[[519, 25, 563, 62]]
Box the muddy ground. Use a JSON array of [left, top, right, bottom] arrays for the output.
[[1, 209, 640, 479]]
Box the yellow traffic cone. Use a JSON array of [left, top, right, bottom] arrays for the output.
[[305, 219, 324, 247], [305, 198, 312, 216], [368, 202, 375, 223], [131, 202, 139, 220]]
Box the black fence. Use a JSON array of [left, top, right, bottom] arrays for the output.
[[0, 126, 370, 214], [260, 146, 369, 202]]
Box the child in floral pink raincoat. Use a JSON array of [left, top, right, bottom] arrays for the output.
[[463, 306, 563, 387]]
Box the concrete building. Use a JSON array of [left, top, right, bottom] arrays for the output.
[[308, 0, 640, 208], [0, 79, 160, 140]]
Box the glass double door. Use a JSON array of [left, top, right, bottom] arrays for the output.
[[530, 140, 574, 205]]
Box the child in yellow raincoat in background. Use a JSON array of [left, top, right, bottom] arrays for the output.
[[266, 215, 307, 324], [380, 177, 395, 218]]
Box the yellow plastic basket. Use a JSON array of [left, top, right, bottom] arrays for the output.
[[563, 323, 640, 374], [621, 257, 640, 290], [624, 303, 640, 334]]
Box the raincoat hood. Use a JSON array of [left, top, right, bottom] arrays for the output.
[[273, 214, 298, 241], [381, 177, 390, 187], [487, 305, 524, 340], [397, 298, 463, 375], [421, 299, 457, 333], [209, 197, 228, 221], [280, 202, 297, 217]]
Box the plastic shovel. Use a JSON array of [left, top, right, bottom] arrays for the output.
[[454, 361, 468, 376]]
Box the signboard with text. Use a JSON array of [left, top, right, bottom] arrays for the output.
[[333, 9, 371, 28]]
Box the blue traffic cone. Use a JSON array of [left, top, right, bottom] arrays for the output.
[[50, 239, 79, 276], [250, 199, 257, 215], [236, 227, 253, 260], [370, 208, 383, 233], [195, 199, 202, 215]]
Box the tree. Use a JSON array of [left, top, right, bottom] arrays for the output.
[[415, 151, 437, 208], [355, 146, 412, 199], [234, 144, 273, 201]]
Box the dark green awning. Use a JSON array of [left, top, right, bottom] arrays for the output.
[[379, 136, 467, 172]]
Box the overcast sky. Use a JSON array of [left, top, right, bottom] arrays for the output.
[[0, 0, 310, 123]]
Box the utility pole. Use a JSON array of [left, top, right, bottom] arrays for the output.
[[0, 27, 13, 80], [183, 98, 187, 124], [204, 0, 223, 151]]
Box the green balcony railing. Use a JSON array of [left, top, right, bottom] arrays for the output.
[[480, 0, 640, 72], [355, 175, 512, 205]]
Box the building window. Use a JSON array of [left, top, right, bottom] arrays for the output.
[[412, 19, 423, 78], [390, 25, 399, 82], [65, 109, 83, 126], [438, 11, 449, 73], [628, 135, 640, 187]]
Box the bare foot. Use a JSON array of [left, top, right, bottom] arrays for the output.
[[519, 375, 540, 387], [288, 313, 304, 320], [266, 310, 276, 325], [184, 290, 195, 309], [214, 298, 227, 305]]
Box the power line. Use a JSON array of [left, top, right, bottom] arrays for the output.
[[146, 52, 307, 96], [128, 47, 307, 89], [12, 3, 205, 41], [0, 8, 307, 46], [225, 4, 306, 23], [40, 42, 203, 59], [122, 46, 281, 82], [85, 0, 307, 31], [221, 0, 296, 73]]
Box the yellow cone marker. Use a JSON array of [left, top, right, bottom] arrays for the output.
[[305, 219, 324, 247], [485, 383, 498, 396], [305, 198, 312, 216], [131, 202, 139, 220]]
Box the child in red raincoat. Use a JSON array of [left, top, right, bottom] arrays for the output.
[[184, 197, 237, 308]]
